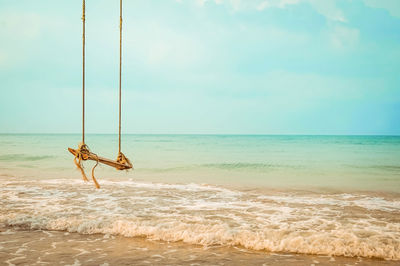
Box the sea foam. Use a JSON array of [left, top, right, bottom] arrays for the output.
[[1, 179, 400, 260]]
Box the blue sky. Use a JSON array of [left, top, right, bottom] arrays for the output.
[[0, 0, 399, 134]]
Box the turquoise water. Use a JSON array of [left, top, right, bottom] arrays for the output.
[[1, 134, 400, 262], [1, 134, 399, 192]]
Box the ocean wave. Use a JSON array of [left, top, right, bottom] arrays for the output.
[[135, 163, 303, 172], [1, 179, 400, 260], [0, 154, 54, 162], [257, 194, 400, 212], [2, 215, 399, 260], [201, 163, 303, 170], [347, 164, 400, 173]]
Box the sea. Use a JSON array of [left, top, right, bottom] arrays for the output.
[[0, 134, 399, 265]]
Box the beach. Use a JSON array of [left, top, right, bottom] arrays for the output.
[[1, 134, 400, 265], [1, 230, 397, 266]]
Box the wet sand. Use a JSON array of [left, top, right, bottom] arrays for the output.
[[1, 229, 397, 266]]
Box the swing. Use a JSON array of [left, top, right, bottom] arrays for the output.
[[68, 0, 133, 189]]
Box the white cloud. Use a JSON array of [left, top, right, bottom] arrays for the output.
[[196, 0, 207, 6], [125, 22, 205, 69], [308, 0, 347, 22], [193, 0, 348, 22], [329, 26, 360, 50], [363, 0, 400, 18], [257, 0, 348, 23], [0, 10, 76, 69], [257, 0, 300, 10], [0, 12, 42, 68]]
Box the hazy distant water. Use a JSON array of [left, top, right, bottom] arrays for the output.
[[1, 134, 399, 191], [1, 134, 400, 264]]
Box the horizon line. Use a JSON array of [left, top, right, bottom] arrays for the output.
[[1, 133, 399, 137]]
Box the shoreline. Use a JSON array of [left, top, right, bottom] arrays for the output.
[[1, 229, 397, 266], [2, 176, 400, 261]]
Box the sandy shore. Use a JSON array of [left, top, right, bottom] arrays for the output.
[[1, 229, 398, 266]]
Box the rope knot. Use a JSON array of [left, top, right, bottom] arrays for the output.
[[73, 142, 100, 188], [116, 151, 133, 170]]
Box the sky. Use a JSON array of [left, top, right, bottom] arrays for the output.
[[0, 0, 399, 135]]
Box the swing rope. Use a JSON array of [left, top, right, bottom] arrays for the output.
[[119, 0, 122, 154], [82, 0, 85, 144], [116, 0, 132, 168], [70, 0, 132, 189], [72, 0, 100, 189]]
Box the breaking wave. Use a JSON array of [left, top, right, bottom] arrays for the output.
[[200, 162, 303, 170], [1, 179, 400, 260], [0, 154, 54, 162]]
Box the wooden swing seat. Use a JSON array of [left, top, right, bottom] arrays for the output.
[[69, 0, 132, 189], [68, 147, 132, 170]]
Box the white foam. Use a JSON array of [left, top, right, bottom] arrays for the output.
[[73, 248, 90, 257], [1, 179, 400, 260], [41, 178, 243, 196], [15, 248, 26, 254], [258, 194, 400, 212], [0, 229, 15, 235], [65, 259, 81, 266], [5, 256, 26, 266]]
